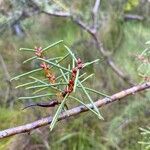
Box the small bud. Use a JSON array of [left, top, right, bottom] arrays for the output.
[[77, 58, 82, 64], [77, 63, 83, 69], [35, 47, 43, 57], [40, 63, 45, 68], [69, 79, 74, 85], [72, 68, 77, 74]]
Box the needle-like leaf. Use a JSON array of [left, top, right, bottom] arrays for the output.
[[80, 74, 94, 83], [83, 59, 99, 68], [29, 76, 48, 85], [43, 40, 63, 51], [10, 68, 42, 81], [38, 58, 70, 72], [23, 56, 37, 64], [50, 94, 68, 131], [19, 48, 36, 52], [78, 81, 102, 119], [64, 45, 77, 62], [16, 81, 36, 89], [69, 96, 101, 117], [81, 87, 110, 98], [26, 82, 68, 89], [19, 93, 56, 100], [73, 70, 79, 92]]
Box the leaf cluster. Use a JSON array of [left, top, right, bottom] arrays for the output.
[[11, 40, 109, 130]]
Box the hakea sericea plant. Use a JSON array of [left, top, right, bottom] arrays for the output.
[[11, 40, 109, 130]]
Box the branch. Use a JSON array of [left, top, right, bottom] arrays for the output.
[[124, 14, 144, 21], [0, 82, 149, 139], [39, 4, 135, 85], [42, 10, 70, 17], [92, 0, 101, 29]]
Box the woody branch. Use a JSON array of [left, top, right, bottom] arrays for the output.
[[0, 82, 149, 139]]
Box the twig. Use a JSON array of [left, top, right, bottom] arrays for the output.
[[39, 3, 134, 85], [22, 100, 60, 110], [0, 82, 149, 139], [42, 10, 70, 17], [124, 14, 144, 21], [92, 0, 101, 29]]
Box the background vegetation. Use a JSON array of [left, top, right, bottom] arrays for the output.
[[0, 0, 150, 149]]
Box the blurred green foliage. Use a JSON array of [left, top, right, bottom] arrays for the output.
[[124, 0, 140, 11]]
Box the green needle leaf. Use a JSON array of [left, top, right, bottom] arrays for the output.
[[73, 70, 79, 92], [69, 96, 102, 118], [59, 68, 68, 82], [19, 48, 36, 52], [64, 45, 77, 62], [78, 81, 102, 119], [83, 59, 99, 68], [80, 74, 94, 83], [50, 94, 68, 131], [19, 93, 56, 100], [26, 82, 68, 89], [56, 72, 69, 80], [81, 87, 110, 98], [33, 87, 48, 94], [56, 53, 70, 64], [23, 56, 37, 64], [79, 73, 87, 79], [29, 76, 48, 85], [10, 68, 42, 81], [72, 57, 75, 68], [43, 40, 63, 51], [15, 81, 36, 88], [38, 58, 71, 72], [48, 57, 62, 61]]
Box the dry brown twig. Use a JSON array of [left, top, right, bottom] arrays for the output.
[[0, 82, 149, 139]]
